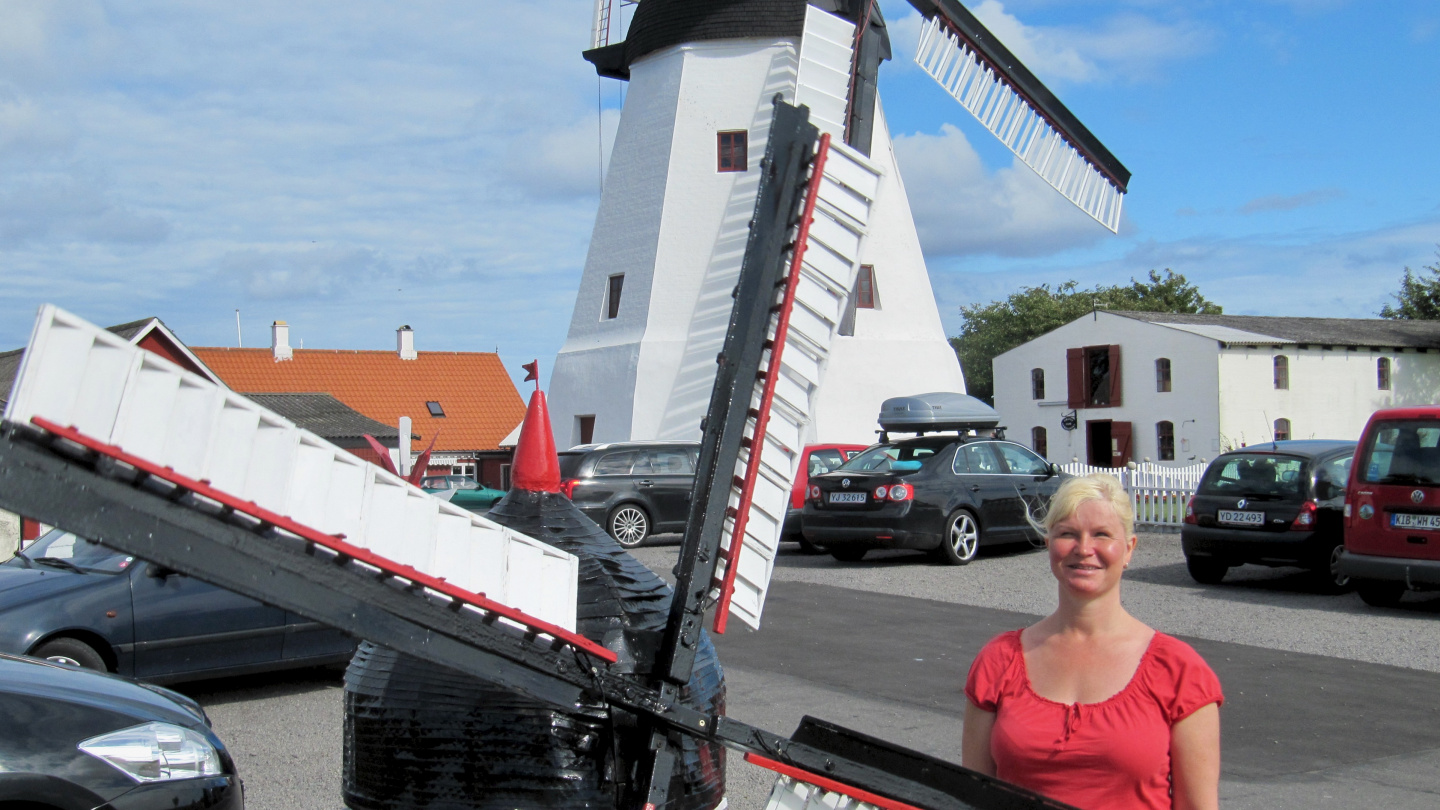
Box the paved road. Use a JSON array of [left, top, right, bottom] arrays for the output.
[[177, 531, 1440, 808]]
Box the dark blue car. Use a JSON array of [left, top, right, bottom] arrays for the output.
[[1, 529, 354, 683]]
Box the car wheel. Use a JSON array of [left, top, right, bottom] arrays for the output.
[[829, 547, 867, 562], [33, 637, 107, 672], [1311, 541, 1352, 593], [1356, 579, 1406, 608], [607, 504, 651, 548], [795, 535, 824, 555], [932, 510, 980, 566], [1185, 555, 1229, 585]]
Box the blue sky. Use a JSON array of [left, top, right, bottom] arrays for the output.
[[2, 1, 1437, 390]]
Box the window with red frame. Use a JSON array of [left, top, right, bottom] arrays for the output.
[[856, 265, 878, 309], [717, 130, 747, 172]]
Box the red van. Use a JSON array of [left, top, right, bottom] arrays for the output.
[[1338, 407, 1440, 606]]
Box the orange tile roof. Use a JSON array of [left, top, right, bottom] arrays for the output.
[[191, 348, 524, 453]]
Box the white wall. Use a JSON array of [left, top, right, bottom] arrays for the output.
[[0, 509, 17, 560], [994, 312, 1222, 465], [1217, 347, 1440, 448], [809, 102, 967, 445]]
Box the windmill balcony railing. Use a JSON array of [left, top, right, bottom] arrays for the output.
[[1057, 461, 1208, 528]]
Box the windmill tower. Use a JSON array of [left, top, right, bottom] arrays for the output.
[[548, 0, 1128, 449]]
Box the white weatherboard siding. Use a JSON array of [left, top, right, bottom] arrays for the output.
[[994, 312, 1222, 465], [813, 105, 965, 445], [551, 16, 968, 449], [1216, 347, 1440, 448], [549, 38, 801, 446]]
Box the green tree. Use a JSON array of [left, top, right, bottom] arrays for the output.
[[1379, 251, 1440, 320], [950, 270, 1221, 404]]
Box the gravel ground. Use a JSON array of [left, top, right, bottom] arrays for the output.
[[637, 530, 1440, 673]]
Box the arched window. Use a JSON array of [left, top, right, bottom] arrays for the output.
[[1274, 418, 1291, 441], [1032, 426, 1048, 459], [1031, 368, 1045, 400], [1155, 358, 1171, 392], [1156, 421, 1175, 461], [1378, 357, 1392, 390], [1273, 355, 1289, 390]]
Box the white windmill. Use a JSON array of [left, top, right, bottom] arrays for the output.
[[548, 0, 1129, 449]]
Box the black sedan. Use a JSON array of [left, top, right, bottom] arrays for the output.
[[0, 651, 243, 808], [1181, 440, 1356, 590], [2, 529, 355, 682], [801, 435, 1065, 564]]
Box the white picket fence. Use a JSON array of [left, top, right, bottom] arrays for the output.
[[1058, 462, 1207, 528]]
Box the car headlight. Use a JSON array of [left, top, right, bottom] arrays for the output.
[[78, 722, 222, 782]]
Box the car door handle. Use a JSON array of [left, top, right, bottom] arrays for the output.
[[970, 485, 981, 492], [637, 479, 654, 487]]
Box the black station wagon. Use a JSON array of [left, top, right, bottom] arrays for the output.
[[558, 441, 700, 547]]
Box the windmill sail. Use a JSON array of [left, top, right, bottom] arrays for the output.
[[911, 6, 1130, 232]]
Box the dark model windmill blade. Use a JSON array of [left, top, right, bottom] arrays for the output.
[[906, 0, 1130, 232]]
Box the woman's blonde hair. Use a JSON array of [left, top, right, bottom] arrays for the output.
[[1028, 473, 1135, 539]]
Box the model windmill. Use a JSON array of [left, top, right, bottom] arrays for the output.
[[549, 0, 1130, 449]]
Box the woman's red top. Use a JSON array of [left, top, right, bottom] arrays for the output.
[[965, 630, 1223, 810]]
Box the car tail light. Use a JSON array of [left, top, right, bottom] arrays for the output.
[[887, 484, 913, 502], [1184, 496, 1197, 525], [807, 484, 820, 500], [1291, 500, 1318, 531], [559, 479, 577, 498], [873, 485, 889, 500]]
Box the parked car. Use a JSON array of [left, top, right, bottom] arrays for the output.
[[784, 443, 868, 553], [420, 475, 506, 511], [1338, 408, 1440, 607], [0, 650, 243, 808], [1180, 440, 1356, 590], [801, 434, 1065, 564], [1, 529, 355, 683], [558, 441, 701, 547]]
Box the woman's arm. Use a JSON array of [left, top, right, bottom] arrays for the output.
[[961, 700, 997, 776], [1171, 702, 1221, 810]]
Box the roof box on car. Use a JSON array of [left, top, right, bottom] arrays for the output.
[[878, 392, 1000, 434]]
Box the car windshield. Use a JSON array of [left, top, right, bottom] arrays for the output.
[[1358, 420, 1440, 486], [8, 530, 133, 574], [839, 443, 940, 472], [1198, 454, 1306, 500]]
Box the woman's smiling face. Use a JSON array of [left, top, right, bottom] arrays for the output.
[[1047, 499, 1137, 597]]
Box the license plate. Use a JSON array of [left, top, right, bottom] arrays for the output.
[[1390, 513, 1440, 530], [828, 492, 866, 504], [1218, 510, 1264, 526]]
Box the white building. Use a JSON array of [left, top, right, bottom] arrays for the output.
[[993, 310, 1440, 466], [547, 0, 965, 450]]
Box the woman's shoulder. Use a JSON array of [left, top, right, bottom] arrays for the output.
[[965, 629, 1027, 710], [975, 629, 1024, 662], [1141, 632, 1225, 720]]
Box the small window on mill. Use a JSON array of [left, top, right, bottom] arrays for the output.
[[426, 401, 445, 417], [1273, 355, 1289, 390], [1031, 368, 1045, 400], [1378, 357, 1391, 390], [717, 130, 747, 172], [605, 274, 624, 320], [1155, 358, 1171, 393], [1274, 418, 1291, 441]]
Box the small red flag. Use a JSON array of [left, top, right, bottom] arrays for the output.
[[522, 360, 538, 382]]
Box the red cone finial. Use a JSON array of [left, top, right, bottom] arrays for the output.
[[511, 389, 560, 492]]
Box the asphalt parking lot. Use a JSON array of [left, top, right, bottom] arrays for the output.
[[179, 530, 1440, 809]]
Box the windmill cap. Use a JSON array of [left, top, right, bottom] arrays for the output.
[[511, 390, 560, 493]]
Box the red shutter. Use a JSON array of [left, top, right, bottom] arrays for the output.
[[1111, 421, 1133, 466], [1066, 348, 1085, 408], [1107, 344, 1122, 407]]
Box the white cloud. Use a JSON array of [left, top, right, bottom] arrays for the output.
[[1240, 188, 1344, 215], [892, 123, 1114, 258], [968, 1, 1212, 85]]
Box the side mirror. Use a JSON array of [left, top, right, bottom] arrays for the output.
[[1047, 463, 1063, 478], [145, 562, 176, 579]]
